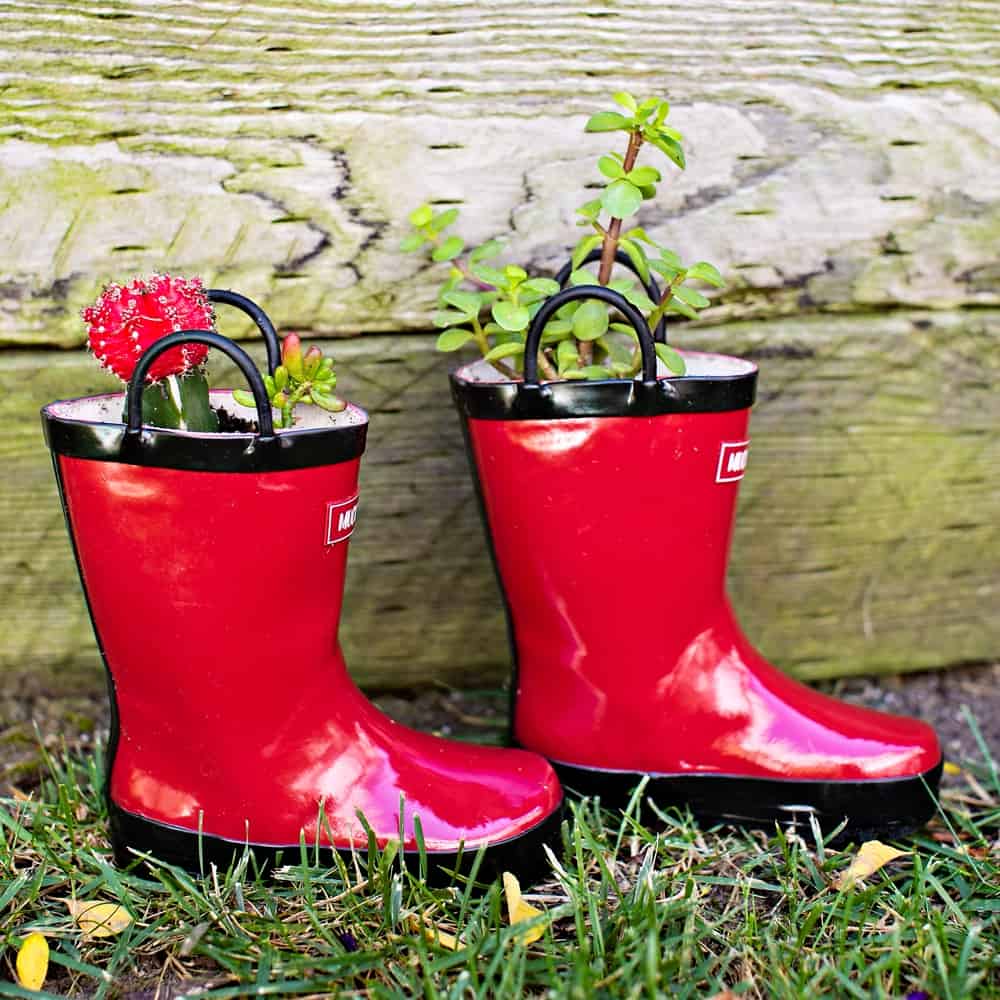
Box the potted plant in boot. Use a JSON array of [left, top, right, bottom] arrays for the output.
[[43, 274, 562, 882], [402, 93, 942, 838]]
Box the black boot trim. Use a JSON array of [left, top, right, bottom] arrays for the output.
[[108, 799, 563, 888], [551, 759, 944, 841]]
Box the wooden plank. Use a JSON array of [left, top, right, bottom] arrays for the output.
[[0, 0, 997, 345], [1, 308, 996, 696]]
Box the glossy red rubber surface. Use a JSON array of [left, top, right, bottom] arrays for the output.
[[465, 405, 941, 782], [58, 454, 561, 852]]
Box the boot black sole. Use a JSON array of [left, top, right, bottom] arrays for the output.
[[108, 799, 564, 887], [552, 759, 944, 842]]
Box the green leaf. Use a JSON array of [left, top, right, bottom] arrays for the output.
[[274, 366, 289, 391], [556, 338, 580, 374], [686, 261, 725, 287], [483, 341, 526, 363], [432, 309, 469, 328], [612, 91, 637, 114], [568, 268, 597, 287], [648, 133, 686, 170], [622, 286, 656, 313], [597, 155, 625, 180], [432, 235, 464, 262], [232, 388, 256, 408], [492, 301, 530, 332], [654, 100, 671, 126], [667, 295, 699, 320], [521, 277, 560, 297], [436, 328, 475, 352], [656, 123, 684, 143], [673, 285, 711, 309], [626, 227, 657, 247], [598, 336, 633, 367], [571, 234, 604, 271], [311, 388, 347, 412], [601, 179, 643, 219], [610, 321, 640, 340], [584, 111, 631, 133], [540, 319, 573, 344], [649, 259, 683, 281], [617, 237, 651, 285], [399, 232, 425, 253], [431, 207, 459, 232], [579, 365, 614, 380], [576, 198, 602, 221], [504, 264, 528, 283], [656, 342, 687, 375], [470, 263, 505, 287], [408, 204, 433, 227], [658, 248, 683, 269], [636, 97, 660, 119], [573, 300, 610, 341], [627, 165, 661, 186], [469, 239, 502, 262], [441, 290, 482, 317]]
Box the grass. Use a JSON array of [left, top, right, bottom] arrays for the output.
[[1, 719, 997, 999]]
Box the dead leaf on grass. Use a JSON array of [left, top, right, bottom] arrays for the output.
[[64, 899, 133, 938], [833, 840, 910, 890], [16, 932, 49, 991], [407, 913, 460, 950], [502, 871, 546, 946]]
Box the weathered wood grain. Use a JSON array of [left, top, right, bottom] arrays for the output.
[[0, 0, 997, 344], [2, 309, 997, 696]]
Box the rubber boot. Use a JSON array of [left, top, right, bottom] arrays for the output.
[[450, 285, 942, 838], [43, 330, 562, 881]]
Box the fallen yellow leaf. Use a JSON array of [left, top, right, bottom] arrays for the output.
[[943, 761, 962, 776], [65, 899, 133, 939], [407, 913, 460, 951], [16, 932, 49, 991], [834, 840, 910, 890], [502, 871, 546, 946]]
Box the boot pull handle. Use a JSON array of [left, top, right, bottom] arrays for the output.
[[522, 284, 658, 387], [554, 250, 667, 343], [125, 330, 275, 439], [207, 289, 281, 375]]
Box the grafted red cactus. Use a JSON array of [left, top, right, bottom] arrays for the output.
[[82, 274, 213, 382]]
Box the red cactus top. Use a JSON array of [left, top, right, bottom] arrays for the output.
[[82, 274, 213, 382]]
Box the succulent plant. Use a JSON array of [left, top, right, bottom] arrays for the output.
[[402, 92, 726, 381], [232, 333, 345, 429]]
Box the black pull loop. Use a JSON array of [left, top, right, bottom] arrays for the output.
[[522, 285, 658, 387], [207, 289, 281, 375], [554, 250, 667, 343], [125, 330, 275, 439]]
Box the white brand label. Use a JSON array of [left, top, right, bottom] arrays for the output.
[[715, 441, 750, 483], [325, 496, 359, 545]]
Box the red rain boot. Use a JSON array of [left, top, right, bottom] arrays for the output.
[[44, 328, 562, 880], [450, 285, 942, 838]]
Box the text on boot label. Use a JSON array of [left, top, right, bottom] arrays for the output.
[[716, 441, 750, 483], [325, 496, 359, 545]]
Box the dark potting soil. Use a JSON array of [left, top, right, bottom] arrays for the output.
[[213, 407, 258, 433]]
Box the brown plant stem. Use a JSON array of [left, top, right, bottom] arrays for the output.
[[581, 129, 644, 367]]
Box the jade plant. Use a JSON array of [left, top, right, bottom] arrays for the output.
[[83, 274, 343, 430], [402, 92, 725, 380]]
